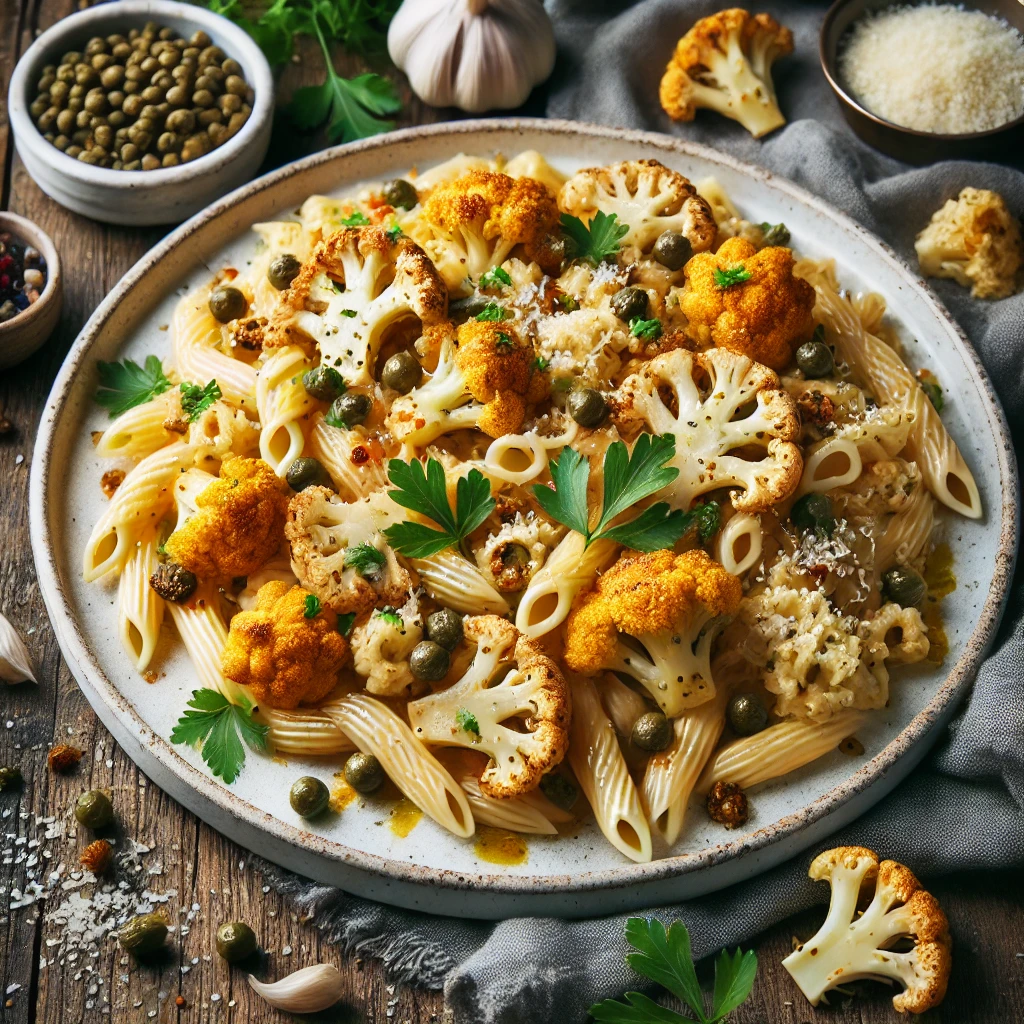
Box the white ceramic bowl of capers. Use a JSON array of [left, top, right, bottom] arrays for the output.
[[8, 0, 274, 226]]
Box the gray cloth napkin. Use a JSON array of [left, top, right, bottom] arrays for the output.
[[265, 3, 1024, 1020]]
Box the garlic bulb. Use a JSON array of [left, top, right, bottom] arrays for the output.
[[388, 0, 556, 114], [248, 965, 343, 1013], [0, 612, 37, 684]]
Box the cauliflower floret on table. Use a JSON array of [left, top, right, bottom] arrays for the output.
[[473, 511, 564, 594], [407, 615, 570, 798], [559, 159, 716, 254], [564, 549, 742, 717], [266, 225, 447, 385], [914, 186, 1022, 299], [610, 346, 802, 513], [350, 597, 424, 697], [660, 9, 794, 138], [783, 846, 951, 1013], [679, 236, 815, 370], [164, 456, 289, 583], [285, 485, 412, 617], [222, 580, 351, 710]]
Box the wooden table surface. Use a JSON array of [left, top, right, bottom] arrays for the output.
[[2, 3, 1023, 1022]]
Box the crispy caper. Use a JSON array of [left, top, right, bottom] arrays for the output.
[[285, 457, 332, 492], [567, 387, 606, 428], [610, 286, 649, 322], [380, 351, 422, 394], [409, 641, 450, 682], [631, 711, 672, 752], [343, 752, 386, 795], [118, 913, 168, 956], [289, 776, 330, 818], [790, 492, 835, 536], [327, 391, 371, 428], [302, 365, 346, 402], [726, 693, 768, 736], [882, 565, 926, 607], [425, 608, 463, 652], [795, 339, 834, 378], [267, 252, 302, 290], [216, 921, 258, 963], [149, 562, 197, 603], [652, 229, 694, 271], [74, 789, 113, 829], [382, 178, 418, 210], [538, 772, 578, 811], [208, 285, 247, 323]]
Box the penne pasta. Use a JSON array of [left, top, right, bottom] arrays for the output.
[[118, 534, 165, 671]]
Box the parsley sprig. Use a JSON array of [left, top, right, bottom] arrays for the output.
[[479, 266, 512, 290], [590, 918, 757, 1024], [383, 458, 494, 558], [340, 209, 370, 227], [714, 266, 752, 289], [303, 593, 322, 618], [475, 302, 510, 322], [170, 689, 269, 785], [94, 356, 172, 418], [560, 211, 629, 265], [630, 317, 662, 340], [344, 542, 386, 578], [456, 707, 480, 736], [180, 379, 221, 421]]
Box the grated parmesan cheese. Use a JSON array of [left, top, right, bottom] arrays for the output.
[[839, 4, 1024, 134]]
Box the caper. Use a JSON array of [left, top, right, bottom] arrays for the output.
[[790, 492, 835, 536], [380, 351, 421, 394], [425, 608, 463, 652], [882, 565, 926, 607], [215, 921, 258, 963], [448, 294, 494, 321], [208, 285, 247, 323], [409, 641, 450, 682], [289, 776, 330, 818], [652, 229, 694, 271], [567, 387, 606, 428], [303, 365, 347, 402], [285, 457, 332, 492], [795, 339, 834, 378], [343, 752, 386, 795], [538, 772, 578, 811], [382, 178, 418, 210], [726, 693, 768, 737], [328, 391, 372, 428], [610, 286, 649, 322], [631, 711, 673, 752], [74, 789, 113, 829], [267, 253, 302, 290], [118, 913, 168, 956]]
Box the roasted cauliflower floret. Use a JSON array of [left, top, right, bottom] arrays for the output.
[[783, 846, 951, 1013], [473, 511, 564, 593], [679, 236, 815, 370], [415, 170, 560, 292], [267, 225, 447, 385], [914, 187, 1022, 299], [387, 321, 538, 446], [660, 9, 794, 138], [222, 580, 350, 710], [350, 598, 424, 697], [408, 615, 570, 798], [535, 306, 633, 387], [164, 457, 288, 583], [285, 485, 412, 616], [559, 159, 716, 253], [611, 346, 802, 513], [564, 549, 742, 716]]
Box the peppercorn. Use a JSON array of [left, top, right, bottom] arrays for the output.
[[706, 780, 748, 829], [47, 743, 83, 773], [81, 838, 114, 874]]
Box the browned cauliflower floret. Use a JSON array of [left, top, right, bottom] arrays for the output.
[[679, 236, 815, 370], [407, 615, 570, 798], [164, 457, 288, 583], [564, 549, 742, 717], [559, 159, 716, 253], [660, 9, 794, 138], [914, 187, 1022, 299], [222, 580, 350, 709], [783, 846, 952, 1014]]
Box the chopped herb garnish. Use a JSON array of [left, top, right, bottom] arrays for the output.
[[340, 308, 358, 318], [558, 294, 580, 312], [760, 221, 790, 247], [495, 332, 514, 348], [385, 224, 403, 243], [714, 266, 752, 289], [560, 211, 629, 265], [456, 707, 480, 736], [303, 593, 322, 618], [180, 379, 221, 421], [375, 606, 403, 628], [340, 210, 370, 227], [918, 371, 944, 413], [533, 356, 550, 372], [170, 688, 268, 784], [343, 542, 386, 578], [94, 355, 172, 418], [337, 612, 357, 636], [479, 266, 512, 290], [630, 317, 663, 340], [475, 301, 510, 322]]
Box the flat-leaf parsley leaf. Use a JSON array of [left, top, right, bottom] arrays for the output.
[[713, 266, 752, 289], [343, 542, 386, 578], [170, 688, 268, 784], [475, 301, 510, 322], [456, 707, 480, 735], [303, 593, 322, 618], [560, 210, 629, 265], [94, 355, 172, 418], [180, 379, 222, 421], [340, 209, 370, 227], [630, 317, 662, 340], [479, 266, 512, 290]]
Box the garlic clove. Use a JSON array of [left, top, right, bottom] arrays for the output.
[[247, 964, 344, 1013], [0, 612, 37, 684]]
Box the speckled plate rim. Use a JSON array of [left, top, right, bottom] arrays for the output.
[[29, 118, 1020, 904]]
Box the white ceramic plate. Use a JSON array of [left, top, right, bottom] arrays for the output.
[[30, 120, 1018, 919]]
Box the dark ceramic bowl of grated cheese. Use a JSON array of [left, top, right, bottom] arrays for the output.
[[821, 0, 1024, 165]]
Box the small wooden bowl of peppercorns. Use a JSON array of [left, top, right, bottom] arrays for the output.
[[7, 0, 273, 226]]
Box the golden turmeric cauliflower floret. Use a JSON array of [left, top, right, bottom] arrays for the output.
[[222, 580, 350, 710], [783, 846, 951, 1014], [408, 615, 570, 798], [559, 159, 716, 253], [660, 9, 794, 138], [680, 236, 815, 370], [564, 549, 742, 717], [164, 457, 288, 583], [914, 187, 1022, 299]]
